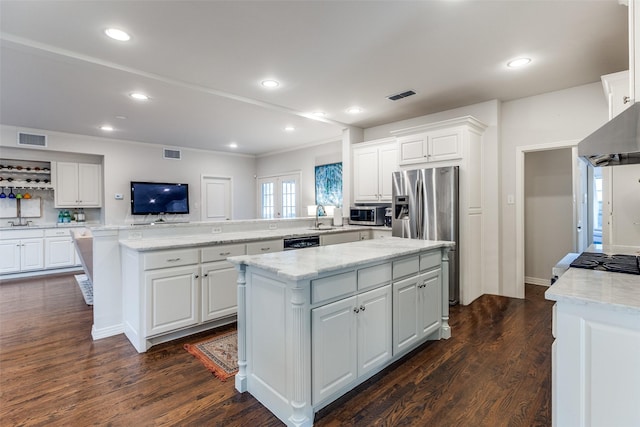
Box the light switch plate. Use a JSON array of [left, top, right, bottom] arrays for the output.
[[268, 224, 277, 230], [115, 193, 124, 200], [507, 194, 515, 205]]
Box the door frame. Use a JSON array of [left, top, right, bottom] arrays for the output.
[[514, 139, 580, 298], [200, 175, 233, 221]]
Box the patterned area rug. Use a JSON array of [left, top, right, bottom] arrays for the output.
[[75, 274, 93, 305], [184, 330, 238, 381]]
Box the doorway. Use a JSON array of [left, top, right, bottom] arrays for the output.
[[515, 140, 583, 298]]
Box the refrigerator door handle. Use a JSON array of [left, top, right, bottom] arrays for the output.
[[416, 178, 423, 238]]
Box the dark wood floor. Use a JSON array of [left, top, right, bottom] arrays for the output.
[[0, 274, 553, 427]]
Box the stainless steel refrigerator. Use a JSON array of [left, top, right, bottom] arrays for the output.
[[391, 166, 459, 305]]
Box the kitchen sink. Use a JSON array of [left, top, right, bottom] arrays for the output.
[[307, 226, 335, 231]]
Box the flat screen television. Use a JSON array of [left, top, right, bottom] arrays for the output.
[[130, 181, 189, 215]]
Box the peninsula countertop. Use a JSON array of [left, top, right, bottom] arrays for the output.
[[545, 245, 640, 313], [227, 237, 454, 281], [118, 224, 389, 251]]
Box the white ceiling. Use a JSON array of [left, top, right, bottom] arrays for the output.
[[0, 0, 629, 156]]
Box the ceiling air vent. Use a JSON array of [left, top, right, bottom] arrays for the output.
[[387, 90, 417, 101], [163, 148, 182, 160], [17, 132, 47, 148]]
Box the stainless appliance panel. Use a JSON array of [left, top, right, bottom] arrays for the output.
[[392, 166, 460, 304]]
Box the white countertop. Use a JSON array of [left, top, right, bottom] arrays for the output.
[[545, 245, 640, 313], [119, 225, 390, 251], [228, 237, 454, 281]]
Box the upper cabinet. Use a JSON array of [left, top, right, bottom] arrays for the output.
[[396, 127, 463, 165], [53, 162, 102, 208], [352, 138, 398, 203], [601, 70, 631, 120]]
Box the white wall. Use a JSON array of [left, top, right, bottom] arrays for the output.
[[524, 148, 574, 284], [501, 82, 609, 297], [256, 139, 342, 216], [0, 125, 257, 224]]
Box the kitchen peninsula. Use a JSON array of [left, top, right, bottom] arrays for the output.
[[545, 245, 640, 427], [228, 237, 454, 427]]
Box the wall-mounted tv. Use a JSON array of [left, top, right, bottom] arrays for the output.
[[130, 181, 189, 215]]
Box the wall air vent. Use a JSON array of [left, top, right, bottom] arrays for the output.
[[17, 132, 47, 148], [387, 90, 417, 101], [163, 148, 182, 160]]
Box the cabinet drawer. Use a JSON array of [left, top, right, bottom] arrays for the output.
[[393, 256, 419, 280], [246, 239, 283, 255], [44, 228, 72, 237], [312, 270, 357, 304], [202, 243, 245, 263], [420, 251, 441, 271], [358, 263, 391, 291], [1, 229, 44, 239], [144, 249, 199, 270]]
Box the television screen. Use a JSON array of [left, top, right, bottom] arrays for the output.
[[130, 181, 189, 215]]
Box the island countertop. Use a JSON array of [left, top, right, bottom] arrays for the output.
[[227, 237, 454, 281], [545, 244, 640, 313]]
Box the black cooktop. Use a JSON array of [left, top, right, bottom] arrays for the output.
[[570, 252, 640, 275]]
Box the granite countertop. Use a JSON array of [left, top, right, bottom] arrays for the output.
[[119, 225, 391, 251], [0, 222, 97, 231], [545, 244, 640, 313], [227, 237, 454, 281]]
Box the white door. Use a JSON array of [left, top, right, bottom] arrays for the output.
[[201, 261, 238, 321], [0, 239, 21, 274], [610, 164, 640, 246], [573, 155, 589, 252], [201, 176, 231, 221], [357, 285, 392, 377], [20, 239, 44, 271], [256, 173, 300, 219]]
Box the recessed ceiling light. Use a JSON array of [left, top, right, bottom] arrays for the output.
[[261, 79, 280, 88], [100, 125, 114, 131], [130, 92, 149, 101], [284, 126, 295, 132], [346, 106, 363, 114], [312, 111, 326, 117], [105, 28, 131, 42], [507, 57, 531, 68], [228, 142, 238, 149], [115, 115, 127, 120]]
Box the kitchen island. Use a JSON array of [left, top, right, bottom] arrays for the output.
[[545, 245, 640, 427], [228, 237, 454, 427]]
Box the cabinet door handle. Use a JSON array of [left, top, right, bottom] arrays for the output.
[[359, 305, 366, 312], [624, 95, 631, 104], [203, 274, 208, 278], [353, 307, 360, 314], [166, 258, 181, 262], [195, 274, 200, 279], [219, 251, 231, 256]]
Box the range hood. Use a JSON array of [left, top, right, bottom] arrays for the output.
[[578, 102, 640, 167]]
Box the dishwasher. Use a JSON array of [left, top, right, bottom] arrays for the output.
[[283, 235, 320, 250]]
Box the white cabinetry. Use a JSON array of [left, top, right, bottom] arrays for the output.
[[352, 138, 397, 203], [392, 116, 487, 305], [397, 128, 462, 165], [54, 162, 102, 207], [246, 239, 283, 255], [320, 231, 361, 246], [201, 243, 245, 322], [552, 301, 640, 427], [44, 229, 79, 269], [312, 284, 392, 404], [0, 229, 45, 274], [601, 70, 631, 120], [392, 254, 442, 356]]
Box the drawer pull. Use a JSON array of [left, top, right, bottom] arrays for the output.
[[166, 258, 181, 262], [260, 247, 270, 251], [219, 251, 231, 256], [353, 307, 360, 314], [359, 305, 366, 312]]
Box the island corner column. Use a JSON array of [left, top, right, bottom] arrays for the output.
[[441, 247, 452, 339], [234, 264, 248, 392]]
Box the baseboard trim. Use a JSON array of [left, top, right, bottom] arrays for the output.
[[92, 323, 124, 340], [525, 276, 550, 286]]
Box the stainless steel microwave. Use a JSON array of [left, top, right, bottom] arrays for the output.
[[349, 206, 386, 226]]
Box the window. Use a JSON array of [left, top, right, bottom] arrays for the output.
[[257, 173, 300, 219]]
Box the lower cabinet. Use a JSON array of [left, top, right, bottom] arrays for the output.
[[312, 284, 392, 404], [45, 236, 78, 269], [201, 261, 239, 321], [0, 238, 44, 273], [393, 268, 442, 355], [144, 264, 199, 336]]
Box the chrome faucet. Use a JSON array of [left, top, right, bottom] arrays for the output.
[[314, 204, 325, 229]]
